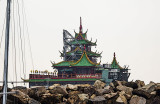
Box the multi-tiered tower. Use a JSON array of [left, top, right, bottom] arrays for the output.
[[52, 18, 102, 84]]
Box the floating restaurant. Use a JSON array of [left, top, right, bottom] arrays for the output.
[[24, 18, 130, 87]]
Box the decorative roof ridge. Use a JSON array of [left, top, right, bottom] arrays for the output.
[[71, 51, 98, 66], [111, 52, 124, 69]]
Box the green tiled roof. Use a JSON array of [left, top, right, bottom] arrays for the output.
[[53, 51, 100, 67], [111, 53, 123, 69]]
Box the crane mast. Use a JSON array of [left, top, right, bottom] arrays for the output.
[[3, 0, 11, 103]]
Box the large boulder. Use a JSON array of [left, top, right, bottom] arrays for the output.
[[141, 82, 156, 93], [89, 96, 106, 103], [116, 94, 127, 104], [68, 91, 81, 97], [76, 84, 92, 94], [78, 93, 89, 101], [129, 95, 146, 104], [156, 83, 160, 96], [125, 81, 138, 89], [67, 91, 81, 104], [66, 84, 78, 91], [67, 94, 79, 104], [135, 80, 145, 88], [12, 86, 29, 95], [28, 98, 41, 104], [103, 92, 118, 99], [94, 80, 106, 89], [147, 96, 160, 104], [133, 82, 156, 99], [116, 85, 133, 95], [28, 86, 47, 100], [112, 81, 123, 87], [41, 93, 63, 104], [9, 90, 40, 104], [49, 86, 68, 96], [48, 84, 60, 90], [83, 86, 96, 96], [95, 88, 111, 96], [105, 93, 119, 104]]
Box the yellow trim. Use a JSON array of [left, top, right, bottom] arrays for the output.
[[71, 51, 99, 66], [85, 51, 97, 65]]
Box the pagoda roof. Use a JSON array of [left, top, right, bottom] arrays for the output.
[[71, 51, 100, 66], [75, 33, 87, 40], [53, 51, 100, 67], [111, 52, 124, 69]]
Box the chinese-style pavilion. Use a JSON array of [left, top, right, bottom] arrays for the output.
[[25, 18, 130, 87]]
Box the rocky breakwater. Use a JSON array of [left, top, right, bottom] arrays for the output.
[[0, 80, 160, 104]]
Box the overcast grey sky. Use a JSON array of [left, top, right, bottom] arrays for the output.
[[0, 0, 160, 87]]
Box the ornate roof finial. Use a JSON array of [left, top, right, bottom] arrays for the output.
[[79, 17, 83, 33], [114, 52, 116, 57]]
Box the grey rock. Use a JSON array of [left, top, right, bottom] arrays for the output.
[[78, 93, 89, 101], [66, 84, 78, 91], [48, 84, 60, 90], [125, 81, 138, 89], [49, 86, 68, 96], [116, 85, 133, 95], [94, 80, 106, 89], [135, 80, 145, 88], [96, 88, 111, 96], [129, 95, 146, 104], [133, 82, 156, 99], [103, 92, 118, 99], [116, 94, 127, 104]]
